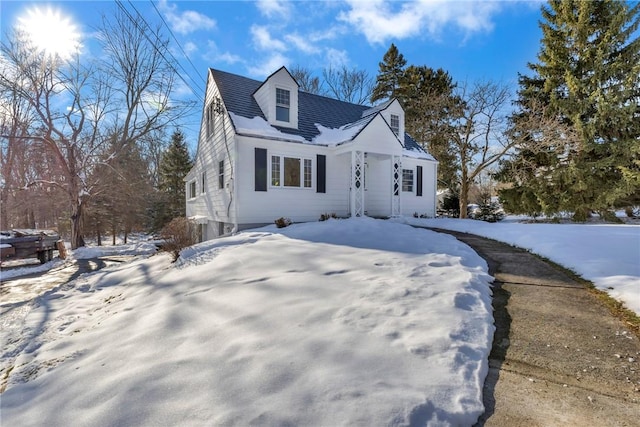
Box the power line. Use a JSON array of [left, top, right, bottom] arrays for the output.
[[148, 0, 207, 96], [113, 0, 204, 101]]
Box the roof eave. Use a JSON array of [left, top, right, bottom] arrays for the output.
[[235, 131, 328, 147]]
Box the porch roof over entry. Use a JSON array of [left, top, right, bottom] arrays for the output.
[[209, 68, 435, 160]]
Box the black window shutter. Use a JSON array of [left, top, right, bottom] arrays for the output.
[[416, 165, 423, 197], [255, 148, 267, 191], [316, 155, 326, 193]]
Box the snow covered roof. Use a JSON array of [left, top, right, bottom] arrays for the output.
[[361, 99, 394, 118], [404, 134, 436, 161], [209, 68, 435, 160]]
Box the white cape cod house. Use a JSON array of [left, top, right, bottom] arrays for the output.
[[185, 66, 438, 240]]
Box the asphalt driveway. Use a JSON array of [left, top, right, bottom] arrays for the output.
[[427, 228, 640, 427]]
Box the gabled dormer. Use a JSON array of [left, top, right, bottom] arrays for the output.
[[253, 66, 299, 130], [362, 98, 405, 143]]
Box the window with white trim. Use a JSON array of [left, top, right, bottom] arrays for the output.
[[276, 88, 290, 122], [271, 155, 281, 186], [402, 168, 413, 192], [218, 160, 224, 189], [201, 171, 206, 194], [303, 159, 312, 188], [188, 180, 197, 199], [390, 114, 400, 136], [271, 155, 312, 188]]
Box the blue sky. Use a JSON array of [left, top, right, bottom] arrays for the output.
[[0, 0, 545, 147]]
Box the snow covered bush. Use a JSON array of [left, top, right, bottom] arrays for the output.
[[474, 201, 505, 223], [319, 213, 337, 221], [275, 217, 292, 228]]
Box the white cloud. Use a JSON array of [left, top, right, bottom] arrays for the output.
[[218, 52, 243, 65], [339, 0, 500, 44], [284, 33, 321, 55], [250, 25, 287, 51], [324, 48, 350, 68], [183, 41, 197, 56], [201, 40, 243, 66], [247, 52, 290, 78], [256, 0, 290, 18], [158, 0, 216, 35]]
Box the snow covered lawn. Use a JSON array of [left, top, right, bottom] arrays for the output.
[[399, 217, 640, 315], [1, 218, 494, 426]]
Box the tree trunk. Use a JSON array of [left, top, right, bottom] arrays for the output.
[[96, 218, 102, 246], [0, 189, 8, 231], [70, 201, 85, 249], [459, 178, 469, 219]]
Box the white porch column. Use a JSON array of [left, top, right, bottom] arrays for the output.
[[351, 150, 365, 217], [391, 155, 401, 216]]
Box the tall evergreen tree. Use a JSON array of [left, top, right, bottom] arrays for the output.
[[155, 129, 192, 229], [371, 46, 464, 195], [399, 65, 461, 192], [498, 0, 640, 220], [370, 43, 407, 104]]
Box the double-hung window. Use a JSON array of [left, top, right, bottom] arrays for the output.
[[390, 114, 400, 136], [271, 155, 312, 188], [276, 88, 290, 122], [402, 168, 414, 192], [188, 180, 197, 199], [218, 160, 224, 189]]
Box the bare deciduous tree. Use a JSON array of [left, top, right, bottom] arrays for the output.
[[322, 66, 373, 104], [0, 31, 109, 247], [452, 81, 512, 218], [289, 65, 322, 94], [453, 81, 579, 218], [0, 7, 192, 248], [0, 73, 35, 230]]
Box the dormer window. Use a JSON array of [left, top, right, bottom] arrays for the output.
[[390, 114, 400, 136], [276, 88, 290, 122]]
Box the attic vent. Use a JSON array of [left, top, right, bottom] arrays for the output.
[[214, 97, 224, 114]]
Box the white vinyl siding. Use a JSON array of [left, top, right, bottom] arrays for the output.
[[401, 157, 437, 218], [236, 138, 350, 224], [186, 72, 237, 226]]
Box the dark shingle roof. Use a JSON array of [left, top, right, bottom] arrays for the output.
[[211, 68, 372, 142], [404, 134, 424, 152], [209, 68, 434, 161]]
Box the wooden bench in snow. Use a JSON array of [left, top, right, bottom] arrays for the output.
[[0, 229, 65, 264]]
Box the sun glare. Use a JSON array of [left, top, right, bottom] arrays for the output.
[[17, 7, 81, 58]]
